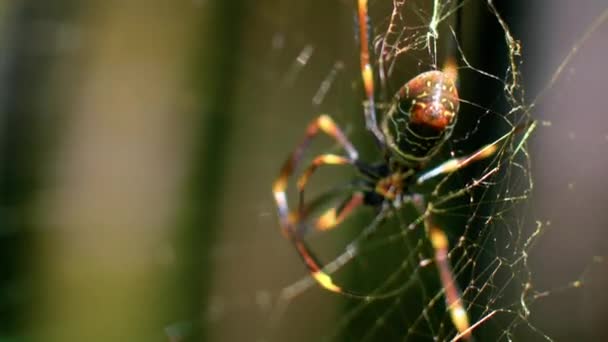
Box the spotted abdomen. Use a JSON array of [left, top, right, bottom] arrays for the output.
[[382, 65, 459, 164]]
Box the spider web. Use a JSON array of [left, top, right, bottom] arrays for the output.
[[200, 0, 608, 341], [260, 1, 539, 340]]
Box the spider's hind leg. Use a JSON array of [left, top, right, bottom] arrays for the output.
[[415, 202, 472, 340]]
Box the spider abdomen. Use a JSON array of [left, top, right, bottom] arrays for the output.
[[404, 70, 459, 130], [382, 66, 459, 164]]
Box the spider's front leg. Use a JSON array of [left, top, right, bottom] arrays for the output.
[[357, 0, 385, 145], [272, 114, 369, 296], [416, 120, 537, 184], [273, 114, 357, 226]]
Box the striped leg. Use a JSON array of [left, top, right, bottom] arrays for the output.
[[312, 192, 365, 232], [426, 219, 471, 340], [416, 121, 536, 184], [290, 191, 366, 295], [357, 0, 384, 144], [273, 115, 357, 230], [287, 155, 366, 236], [410, 196, 470, 339], [273, 115, 366, 296], [416, 143, 499, 184], [296, 154, 357, 220], [289, 193, 366, 238]]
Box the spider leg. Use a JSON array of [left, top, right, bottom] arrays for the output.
[[274, 115, 358, 228], [297, 170, 365, 233], [414, 122, 536, 337], [412, 198, 471, 340], [425, 219, 471, 340], [416, 121, 536, 184], [416, 142, 499, 184], [295, 153, 362, 224], [292, 192, 365, 238], [313, 192, 365, 231], [357, 0, 385, 145], [273, 115, 369, 296], [292, 191, 366, 295]]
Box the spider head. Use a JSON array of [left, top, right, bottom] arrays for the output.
[[381, 61, 459, 165]]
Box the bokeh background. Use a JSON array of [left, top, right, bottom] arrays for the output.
[[0, 0, 605, 341]]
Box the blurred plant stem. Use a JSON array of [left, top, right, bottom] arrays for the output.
[[27, 2, 204, 340]]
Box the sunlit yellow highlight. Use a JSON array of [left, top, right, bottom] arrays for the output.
[[316, 209, 338, 230], [478, 144, 498, 159], [297, 155, 348, 190], [313, 271, 341, 293], [272, 177, 288, 194], [430, 227, 449, 250], [441, 159, 460, 174], [450, 305, 471, 337], [363, 66, 374, 95], [358, 0, 368, 16], [287, 212, 298, 225], [318, 114, 334, 132], [321, 155, 347, 164]]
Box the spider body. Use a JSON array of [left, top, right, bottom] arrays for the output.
[[383, 65, 459, 164], [272, 0, 529, 338]]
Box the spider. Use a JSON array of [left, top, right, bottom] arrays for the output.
[[272, 0, 530, 338]]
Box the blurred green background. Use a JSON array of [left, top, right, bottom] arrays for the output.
[[0, 0, 605, 341]]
